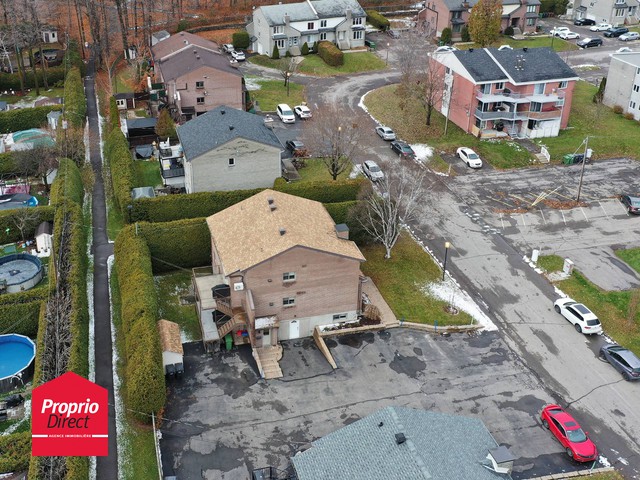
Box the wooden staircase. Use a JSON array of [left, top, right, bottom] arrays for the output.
[[217, 313, 247, 339], [255, 345, 283, 379]]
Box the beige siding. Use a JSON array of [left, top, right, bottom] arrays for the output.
[[170, 66, 244, 114]]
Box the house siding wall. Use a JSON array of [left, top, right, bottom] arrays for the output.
[[603, 58, 640, 120], [573, 0, 638, 24], [162, 351, 183, 367]]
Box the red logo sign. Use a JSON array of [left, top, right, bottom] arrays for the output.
[[31, 372, 108, 456]]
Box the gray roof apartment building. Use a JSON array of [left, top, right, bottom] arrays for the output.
[[571, 0, 638, 25]]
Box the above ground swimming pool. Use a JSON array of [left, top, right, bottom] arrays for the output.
[[0, 253, 43, 293], [0, 333, 36, 393]]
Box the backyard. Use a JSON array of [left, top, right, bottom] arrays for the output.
[[454, 35, 579, 52], [246, 76, 305, 112], [248, 51, 386, 77]]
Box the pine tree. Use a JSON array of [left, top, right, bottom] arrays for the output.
[[155, 109, 177, 140], [272, 44, 280, 60]]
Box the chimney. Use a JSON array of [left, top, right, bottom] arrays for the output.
[[395, 433, 406, 445], [284, 14, 290, 24], [484, 446, 516, 475], [523, 47, 528, 52], [268, 197, 276, 211], [279, 227, 286, 236], [229, 125, 234, 130], [221, 109, 226, 115], [335, 223, 349, 240], [346, 8, 352, 20]]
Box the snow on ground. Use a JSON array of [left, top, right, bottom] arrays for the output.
[[244, 76, 264, 91], [349, 164, 363, 179], [411, 144, 434, 164]]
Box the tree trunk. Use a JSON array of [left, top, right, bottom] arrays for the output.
[[38, 46, 48, 88], [29, 49, 40, 95], [114, 0, 129, 57], [426, 103, 432, 126], [15, 47, 26, 94]]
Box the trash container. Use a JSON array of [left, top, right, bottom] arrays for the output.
[[562, 154, 574, 165], [365, 39, 376, 50]]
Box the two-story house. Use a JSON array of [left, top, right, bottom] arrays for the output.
[[192, 189, 365, 373], [176, 106, 282, 193], [151, 31, 246, 121], [431, 47, 578, 138], [419, 0, 540, 40], [571, 0, 638, 26], [247, 0, 366, 56], [603, 51, 640, 120]]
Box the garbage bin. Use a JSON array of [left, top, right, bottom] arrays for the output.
[[562, 154, 574, 165], [365, 39, 376, 50]]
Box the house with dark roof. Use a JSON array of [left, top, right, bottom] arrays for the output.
[[246, 0, 366, 56], [287, 406, 515, 480], [151, 32, 246, 121], [430, 46, 579, 139], [418, 0, 540, 40], [125, 117, 157, 147], [177, 106, 282, 193]]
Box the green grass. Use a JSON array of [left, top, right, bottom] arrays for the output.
[[585, 473, 624, 480], [455, 35, 578, 52], [134, 109, 149, 118], [617, 248, 640, 272], [133, 160, 162, 188], [0, 86, 66, 105], [107, 200, 125, 241], [155, 270, 201, 342], [364, 85, 534, 169], [361, 233, 474, 326], [247, 77, 305, 112], [296, 158, 352, 182], [249, 52, 387, 76], [114, 64, 135, 94], [542, 82, 640, 161], [537, 254, 565, 272]]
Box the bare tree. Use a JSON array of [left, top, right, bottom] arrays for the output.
[[302, 104, 362, 180], [395, 31, 422, 107], [12, 206, 39, 241], [277, 57, 298, 87], [358, 161, 426, 258], [413, 56, 446, 126]]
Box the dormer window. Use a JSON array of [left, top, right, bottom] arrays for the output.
[[320, 20, 327, 27], [274, 25, 284, 34], [352, 17, 363, 25], [307, 22, 314, 30]]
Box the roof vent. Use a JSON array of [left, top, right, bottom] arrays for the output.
[[378, 422, 384, 428], [268, 197, 275, 205], [395, 433, 406, 445], [279, 227, 286, 236], [270, 203, 277, 211], [523, 47, 528, 52], [196, 55, 200, 59], [194, 49, 197, 54], [469, 48, 474, 52], [221, 109, 226, 115], [229, 125, 234, 131]]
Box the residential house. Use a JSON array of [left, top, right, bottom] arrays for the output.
[[114, 92, 136, 110], [151, 31, 246, 120], [192, 189, 365, 364], [247, 0, 367, 56], [603, 51, 640, 120], [176, 106, 282, 193], [418, 0, 540, 39], [151, 30, 171, 46], [430, 47, 578, 139], [284, 406, 515, 480], [571, 0, 638, 26]]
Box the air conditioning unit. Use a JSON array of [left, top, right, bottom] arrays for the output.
[[233, 282, 244, 291]]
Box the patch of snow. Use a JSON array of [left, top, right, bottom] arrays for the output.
[[244, 77, 264, 91], [410, 144, 434, 164], [350, 164, 363, 179], [599, 455, 612, 467], [572, 64, 598, 70]]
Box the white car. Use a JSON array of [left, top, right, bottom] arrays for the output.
[[550, 27, 570, 36], [456, 147, 483, 168], [590, 23, 612, 31], [222, 44, 235, 53], [375, 126, 396, 140], [434, 45, 458, 53], [294, 105, 312, 119], [276, 104, 295, 123], [231, 50, 245, 61], [559, 31, 580, 40], [362, 160, 384, 182], [619, 32, 640, 41], [554, 297, 603, 334]]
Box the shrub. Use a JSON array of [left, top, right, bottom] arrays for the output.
[[624, 112, 635, 120], [63, 67, 87, 128], [0, 152, 17, 176], [232, 31, 250, 49], [0, 66, 66, 91], [272, 44, 280, 60], [49, 159, 84, 207], [301, 42, 309, 55], [504, 26, 514, 36], [105, 128, 135, 217], [109, 96, 120, 131], [155, 109, 176, 140], [441, 28, 452, 45], [317, 41, 344, 67], [285, 50, 292, 57], [323, 200, 357, 225], [0, 105, 61, 134], [0, 432, 30, 473], [461, 26, 471, 42], [0, 301, 43, 337], [177, 19, 188, 32], [366, 10, 390, 31], [613, 105, 624, 114]]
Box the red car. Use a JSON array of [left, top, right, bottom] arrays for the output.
[[541, 405, 598, 462]]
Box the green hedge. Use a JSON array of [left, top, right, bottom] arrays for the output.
[[317, 41, 344, 67], [323, 200, 357, 225], [49, 159, 84, 207], [366, 10, 390, 31], [0, 301, 43, 337], [0, 152, 18, 175], [105, 128, 134, 217], [63, 67, 86, 128], [0, 66, 66, 92], [109, 97, 120, 132], [64, 39, 86, 77], [0, 431, 31, 472], [0, 105, 62, 134], [279, 179, 363, 203], [232, 31, 250, 49]]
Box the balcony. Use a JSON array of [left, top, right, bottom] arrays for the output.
[[476, 88, 565, 103], [475, 107, 562, 121]]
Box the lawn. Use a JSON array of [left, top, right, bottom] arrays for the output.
[[541, 81, 640, 161], [361, 233, 474, 326], [364, 85, 534, 169], [249, 52, 387, 76], [155, 270, 201, 342], [114, 63, 136, 94], [455, 35, 578, 52], [107, 200, 125, 241], [133, 160, 162, 188], [296, 158, 352, 182], [0, 86, 66, 105], [247, 77, 305, 112]]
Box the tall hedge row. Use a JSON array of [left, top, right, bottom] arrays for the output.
[[317, 40, 344, 67], [0, 66, 66, 92], [366, 10, 390, 31], [108, 96, 120, 131], [0, 301, 43, 336], [49, 158, 84, 207], [114, 227, 166, 420], [63, 67, 87, 128], [323, 200, 358, 225], [105, 128, 134, 216], [0, 431, 31, 473], [0, 105, 62, 134]]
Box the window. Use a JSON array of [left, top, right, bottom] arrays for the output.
[[526, 5, 536, 12], [228, 158, 235, 166], [634, 84, 640, 93], [333, 314, 347, 320], [445, 67, 451, 75], [353, 17, 363, 25], [526, 18, 535, 26], [307, 22, 314, 30], [630, 101, 637, 109], [283, 272, 296, 282], [615, 7, 625, 16], [555, 98, 564, 107], [275, 39, 286, 48], [288, 36, 299, 46], [353, 30, 363, 40], [452, 10, 462, 18], [559, 80, 568, 89], [452, 23, 462, 33], [196, 97, 205, 105], [481, 84, 491, 94], [196, 81, 204, 89], [283, 297, 295, 306], [495, 82, 504, 90], [530, 101, 542, 112], [630, 6, 637, 15], [274, 26, 284, 34], [320, 19, 327, 28], [320, 32, 327, 40], [534, 83, 545, 94]]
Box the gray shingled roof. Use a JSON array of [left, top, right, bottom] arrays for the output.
[[292, 406, 513, 480], [260, 0, 364, 25], [444, 0, 478, 11], [453, 49, 507, 82], [156, 46, 241, 81], [127, 118, 157, 129], [487, 47, 578, 83], [177, 106, 282, 161]]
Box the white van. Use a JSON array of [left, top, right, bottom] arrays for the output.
[[277, 104, 295, 123]]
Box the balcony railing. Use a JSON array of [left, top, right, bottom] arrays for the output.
[[475, 108, 562, 121], [161, 167, 185, 179], [476, 88, 565, 101]]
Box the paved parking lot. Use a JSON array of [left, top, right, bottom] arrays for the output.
[[160, 329, 609, 480]]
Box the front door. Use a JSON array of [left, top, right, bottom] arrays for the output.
[[289, 320, 300, 339], [262, 329, 271, 346]]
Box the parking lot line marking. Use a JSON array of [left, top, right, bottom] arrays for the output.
[[539, 208, 547, 224], [580, 207, 588, 221], [599, 201, 609, 218], [561, 211, 567, 225], [521, 214, 527, 227], [488, 196, 513, 207]]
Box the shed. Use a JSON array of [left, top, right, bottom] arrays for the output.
[[125, 117, 157, 147], [35, 221, 53, 253], [131, 186, 156, 200], [157, 320, 184, 375], [114, 92, 135, 110], [42, 28, 58, 44], [47, 110, 62, 130]]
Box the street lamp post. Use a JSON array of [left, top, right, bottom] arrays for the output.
[[386, 43, 390, 65], [286, 72, 291, 96], [442, 241, 450, 281]]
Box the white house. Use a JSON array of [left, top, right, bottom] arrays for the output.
[[247, 0, 367, 56], [157, 319, 184, 375], [603, 51, 640, 120]]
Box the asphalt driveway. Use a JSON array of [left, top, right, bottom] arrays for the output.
[[160, 329, 607, 480]]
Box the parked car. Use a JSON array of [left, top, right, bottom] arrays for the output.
[[550, 26, 571, 36], [434, 45, 458, 53], [577, 37, 603, 48], [559, 31, 580, 40], [600, 344, 640, 381], [619, 195, 640, 214], [619, 32, 640, 41], [456, 147, 483, 168], [540, 405, 598, 462], [387, 29, 401, 39], [590, 23, 612, 31], [294, 105, 312, 119], [553, 297, 603, 334], [276, 104, 295, 123], [231, 50, 245, 61], [285, 140, 307, 157], [574, 18, 596, 26], [375, 126, 396, 140], [362, 160, 384, 182], [390, 140, 415, 159], [222, 44, 235, 53], [604, 27, 629, 38]]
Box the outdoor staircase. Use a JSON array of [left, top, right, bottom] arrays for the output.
[[217, 313, 247, 339], [255, 345, 284, 379], [214, 296, 233, 317]]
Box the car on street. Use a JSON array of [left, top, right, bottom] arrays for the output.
[[375, 126, 396, 140], [577, 37, 603, 48], [456, 147, 483, 168], [222, 44, 235, 53], [390, 140, 415, 159], [434, 45, 458, 53], [620, 194, 640, 214], [231, 49, 245, 61], [619, 32, 640, 41], [276, 104, 296, 123], [604, 27, 629, 38], [550, 26, 571, 36], [553, 297, 603, 334], [540, 405, 598, 462], [574, 18, 596, 26], [559, 31, 580, 40], [387, 29, 400, 39], [362, 160, 384, 182], [293, 105, 312, 119], [599, 344, 640, 381], [590, 23, 612, 31], [285, 140, 307, 157]]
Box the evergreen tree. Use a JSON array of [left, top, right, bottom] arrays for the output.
[[155, 109, 177, 140]]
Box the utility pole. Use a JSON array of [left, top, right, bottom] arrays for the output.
[[576, 136, 589, 203]]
